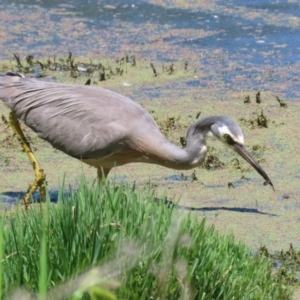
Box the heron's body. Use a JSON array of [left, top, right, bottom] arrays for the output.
[[0, 72, 273, 203], [0, 74, 209, 171]]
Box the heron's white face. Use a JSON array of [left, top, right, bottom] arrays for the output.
[[210, 124, 244, 145], [218, 125, 244, 144]]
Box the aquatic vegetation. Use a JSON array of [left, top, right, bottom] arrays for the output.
[[259, 244, 300, 286], [244, 95, 251, 104], [239, 110, 269, 129], [0, 178, 294, 299], [256, 91, 262, 104], [275, 96, 288, 108]]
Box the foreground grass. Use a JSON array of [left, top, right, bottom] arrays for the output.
[[0, 178, 293, 299]]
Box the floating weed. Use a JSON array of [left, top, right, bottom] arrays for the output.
[[239, 118, 256, 130], [256, 91, 262, 103], [200, 147, 225, 170], [156, 116, 182, 137], [228, 182, 234, 188], [275, 96, 288, 108], [239, 110, 269, 129], [13, 53, 23, 69], [256, 110, 268, 128], [179, 136, 186, 147], [1, 115, 9, 126], [166, 63, 175, 75], [228, 157, 242, 171], [0, 53, 193, 93], [150, 62, 158, 77], [84, 78, 91, 86], [184, 61, 188, 71], [179, 171, 198, 182], [9, 52, 135, 81], [244, 95, 251, 104], [202, 154, 225, 170], [251, 144, 267, 164], [130, 55, 136, 67], [195, 111, 201, 119], [259, 244, 300, 287], [191, 170, 198, 181], [252, 144, 267, 152]]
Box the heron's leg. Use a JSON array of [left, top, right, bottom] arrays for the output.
[[9, 112, 46, 204], [97, 167, 111, 181]]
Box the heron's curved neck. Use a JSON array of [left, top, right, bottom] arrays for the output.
[[146, 123, 208, 170], [160, 142, 207, 170]]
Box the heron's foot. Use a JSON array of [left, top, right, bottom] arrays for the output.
[[22, 168, 46, 205]]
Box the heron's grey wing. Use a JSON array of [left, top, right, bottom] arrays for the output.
[[0, 74, 158, 159]]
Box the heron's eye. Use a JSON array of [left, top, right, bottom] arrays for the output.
[[224, 134, 235, 145]]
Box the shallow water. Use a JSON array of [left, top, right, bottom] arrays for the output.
[[0, 0, 299, 98]]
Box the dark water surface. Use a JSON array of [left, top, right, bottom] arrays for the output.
[[0, 0, 299, 99]]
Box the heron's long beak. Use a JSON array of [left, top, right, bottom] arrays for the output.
[[232, 143, 274, 190]]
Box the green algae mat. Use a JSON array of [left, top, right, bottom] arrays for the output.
[[0, 55, 299, 255]]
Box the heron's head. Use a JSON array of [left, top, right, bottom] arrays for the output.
[[204, 116, 274, 190], [210, 117, 244, 146]]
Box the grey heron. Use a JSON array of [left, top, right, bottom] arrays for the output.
[[0, 72, 273, 203]]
